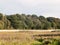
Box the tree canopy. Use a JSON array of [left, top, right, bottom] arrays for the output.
[[0, 13, 60, 29]]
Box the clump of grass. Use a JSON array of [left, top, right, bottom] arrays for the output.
[[31, 41, 41, 45]]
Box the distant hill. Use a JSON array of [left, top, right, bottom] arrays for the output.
[[0, 13, 60, 29]]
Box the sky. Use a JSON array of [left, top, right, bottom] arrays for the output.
[[0, 0, 60, 18]]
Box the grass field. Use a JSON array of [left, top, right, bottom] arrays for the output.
[[0, 30, 60, 45]]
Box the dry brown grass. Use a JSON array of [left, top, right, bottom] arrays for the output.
[[0, 30, 60, 40], [0, 30, 60, 45]]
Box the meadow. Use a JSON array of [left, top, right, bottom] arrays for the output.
[[0, 30, 60, 45]]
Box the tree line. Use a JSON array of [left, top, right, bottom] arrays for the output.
[[0, 13, 60, 29]]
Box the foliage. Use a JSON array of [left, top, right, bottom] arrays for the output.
[[33, 38, 60, 45], [0, 13, 60, 29]]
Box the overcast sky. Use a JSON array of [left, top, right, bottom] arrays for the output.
[[0, 0, 60, 18]]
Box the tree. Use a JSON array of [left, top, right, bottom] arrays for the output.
[[0, 21, 4, 29], [43, 21, 51, 29], [0, 13, 3, 20], [25, 17, 33, 29], [0, 13, 60, 30]]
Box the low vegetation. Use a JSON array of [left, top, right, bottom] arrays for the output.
[[0, 31, 59, 45], [32, 38, 60, 45]]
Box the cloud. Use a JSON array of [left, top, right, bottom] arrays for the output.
[[0, 0, 60, 18]]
